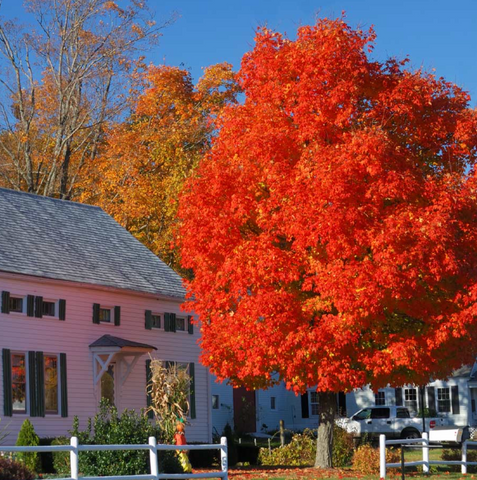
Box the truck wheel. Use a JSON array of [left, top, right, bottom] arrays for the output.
[[401, 428, 420, 439]]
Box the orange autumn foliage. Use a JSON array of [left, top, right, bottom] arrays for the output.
[[178, 19, 477, 395], [83, 63, 240, 271]]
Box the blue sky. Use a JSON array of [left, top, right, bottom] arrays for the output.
[[1, 0, 476, 104]]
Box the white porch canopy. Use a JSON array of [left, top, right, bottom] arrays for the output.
[[89, 334, 156, 388]]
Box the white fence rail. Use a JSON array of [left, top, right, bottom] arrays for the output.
[[380, 433, 477, 478], [0, 436, 228, 480]]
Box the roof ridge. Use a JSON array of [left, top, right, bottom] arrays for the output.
[[0, 187, 102, 210]]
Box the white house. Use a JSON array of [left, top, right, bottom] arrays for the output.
[[212, 365, 477, 434], [211, 379, 327, 435], [0, 188, 211, 444], [346, 365, 474, 427]]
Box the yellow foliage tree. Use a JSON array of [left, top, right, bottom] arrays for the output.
[[82, 63, 240, 272]]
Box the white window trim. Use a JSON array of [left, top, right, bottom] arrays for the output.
[[175, 316, 187, 333], [151, 313, 162, 329], [309, 391, 319, 417], [99, 305, 114, 325], [42, 298, 59, 319], [8, 295, 27, 315]]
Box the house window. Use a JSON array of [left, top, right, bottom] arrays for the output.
[[101, 364, 115, 405], [310, 391, 319, 416], [99, 308, 111, 323], [270, 396, 276, 410], [176, 317, 186, 331], [152, 315, 161, 329], [404, 388, 418, 414], [375, 391, 385, 406], [212, 395, 220, 409], [42, 301, 56, 317], [44, 355, 58, 415], [437, 388, 451, 413], [9, 297, 23, 313], [12, 353, 26, 413]]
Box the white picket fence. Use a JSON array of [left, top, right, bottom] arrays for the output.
[[379, 433, 477, 478], [0, 436, 228, 480]]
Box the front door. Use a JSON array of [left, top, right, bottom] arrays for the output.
[[233, 386, 256, 433]]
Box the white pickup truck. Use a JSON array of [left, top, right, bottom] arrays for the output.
[[337, 406, 450, 440]]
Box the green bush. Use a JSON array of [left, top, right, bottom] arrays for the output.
[[332, 425, 355, 467], [54, 401, 176, 477], [352, 443, 400, 475], [222, 424, 238, 466], [51, 436, 70, 476], [258, 429, 315, 466], [15, 419, 41, 473], [442, 447, 477, 473], [0, 456, 34, 480]]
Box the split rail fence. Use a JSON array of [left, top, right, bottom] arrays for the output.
[[0, 436, 228, 480], [379, 432, 477, 478]]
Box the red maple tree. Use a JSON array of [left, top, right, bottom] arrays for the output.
[[177, 18, 477, 467]]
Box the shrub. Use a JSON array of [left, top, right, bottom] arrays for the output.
[[51, 436, 70, 476], [0, 456, 34, 480], [352, 443, 400, 475], [222, 424, 237, 466], [332, 425, 354, 467], [258, 429, 315, 466], [39, 437, 56, 474], [189, 442, 219, 468], [15, 419, 41, 473], [55, 402, 175, 477], [442, 447, 477, 473]]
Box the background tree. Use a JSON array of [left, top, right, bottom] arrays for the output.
[[0, 0, 171, 198], [82, 62, 240, 271], [177, 19, 477, 468]]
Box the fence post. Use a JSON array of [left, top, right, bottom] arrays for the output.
[[149, 436, 159, 480], [70, 436, 79, 480], [422, 432, 429, 474], [279, 420, 285, 447], [462, 440, 468, 475], [221, 436, 228, 480], [379, 434, 386, 479]]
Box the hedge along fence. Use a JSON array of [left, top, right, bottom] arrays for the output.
[[0, 436, 228, 480]]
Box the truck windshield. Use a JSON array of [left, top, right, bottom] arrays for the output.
[[353, 409, 371, 420]]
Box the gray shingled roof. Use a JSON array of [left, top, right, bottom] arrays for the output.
[[90, 335, 157, 350], [0, 188, 185, 298]]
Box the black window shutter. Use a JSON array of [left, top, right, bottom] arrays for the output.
[[146, 359, 153, 419], [60, 353, 68, 417], [426, 387, 436, 413], [301, 392, 309, 418], [28, 351, 38, 417], [2, 349, 12, 416], [27, 295, 35, 317], [1, 291, 10, 314], [170, 313, 177, 333], [36, 351, 45, 417], [451, 386, 460, 414], [145, 310, 152, 330], [395, 388, 403, 406], [35, 296, 43, 318], [92, 303, 100, 324], [189, 363, 196, 419], [187, 316, 194, 335], [58, 300, 66, 321], [164, 313, 170, 332], [114, 306, 121, 326]]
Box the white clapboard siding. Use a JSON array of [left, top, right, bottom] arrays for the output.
[[0, 272, 210, 444]]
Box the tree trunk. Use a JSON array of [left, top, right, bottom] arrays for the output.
[[314, 391, 337, 468]]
